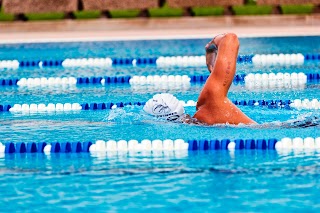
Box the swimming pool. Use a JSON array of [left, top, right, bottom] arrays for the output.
[[0, 36, 319, 212]]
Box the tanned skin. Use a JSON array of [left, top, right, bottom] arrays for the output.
[[193, 33, 256, 125]]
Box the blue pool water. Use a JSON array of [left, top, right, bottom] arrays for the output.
[[2, 151, 320, 212], [0, 36, 319, 212]]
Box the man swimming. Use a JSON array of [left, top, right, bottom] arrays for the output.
[[144, 33, 256, 125], [193, 32, 256, 125]]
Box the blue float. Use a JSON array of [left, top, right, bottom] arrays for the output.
[[199, 139, 209, 150], [235, 139, 244, 149], [60, 142, 72, 153], [82, 142, 92, 152], [220, 139, 230, 150], [256, 139, 267, 149], [15, 142, 26, 153], [106, 103, 113, 109], [90, 103, 98, 110], [210, 139, 220, 150], [27, 142, 37, 153], [116, 102, 124, 107], [268, 139, 278, 150], [51, 142, 61, 153], [248, 100, 256, 106], [98, 103, 107, 110], [4, 142, 15, 153], [36, 142, 47, 153], [188, 139, 198, 150], [71, 142, 83, 153], [245, 139, 255, 149], [239, 100, 247, 106], [81, 103, 89, 110]]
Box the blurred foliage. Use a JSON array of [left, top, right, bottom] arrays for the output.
[[0, 1, 317, 21], [148, 3, 183, 17], [25, 13, 65, 21], [281, 4, 314, 14], [232, 5, 273, 15], [0, 7, 15, 21], [109, 9, 140, 18], [191, 7, 224, 16]]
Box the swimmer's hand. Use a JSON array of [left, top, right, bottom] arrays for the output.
[[205, 33, 226, 73]]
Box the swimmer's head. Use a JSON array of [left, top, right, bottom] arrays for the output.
[[143, 93, 185, 122]]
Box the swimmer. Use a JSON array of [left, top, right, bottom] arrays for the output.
[[144, 33, 256, 125]]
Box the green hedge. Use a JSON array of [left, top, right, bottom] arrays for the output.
[[232, 5, 273, 15], [192, 7, 224, 16], [0, 8, 15, 21], [25, 12, 65, 21], [148, 5, 183, 17], [73, 10, 101, 19], [0, 3, 317, 21], [109, 9, 140, 18], [281, 4, 314, 14]]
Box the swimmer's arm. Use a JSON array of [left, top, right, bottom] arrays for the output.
[[205, 33, 239, 97]]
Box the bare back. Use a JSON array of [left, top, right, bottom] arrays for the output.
[[193, 33, 256, 125]]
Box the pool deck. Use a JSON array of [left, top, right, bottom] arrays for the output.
[[0, 14, 319, 43]]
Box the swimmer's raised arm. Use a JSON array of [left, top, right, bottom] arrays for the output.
[[194, 33, 256, 125], [204, 33, 239, 97]]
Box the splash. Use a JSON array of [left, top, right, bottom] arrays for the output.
[[258, 111, 320, 129], [103, 106, 148, 124]]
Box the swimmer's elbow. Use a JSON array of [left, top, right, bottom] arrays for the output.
[[224, 33, 239, 48]]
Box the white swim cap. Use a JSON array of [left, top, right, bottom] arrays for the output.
[[143, 93, 185, 121]]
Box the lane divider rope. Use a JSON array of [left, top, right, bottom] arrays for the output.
[[244, 72, 307, 87], [252, 53, 305, 66], [0, 60, 20, 69], [275, 137, 320, 150], [17, 77, 77, 86], [1, 72, 319, 87], [62, 58, 113, 67], [244, 72, 312, 89], [2, 98, 319, 113], [0, 53, 319, 69], [8, 103, 82, 112], [128, 75, 191, 85], [156, 56, 206, 67], [130, 83, 191, 91], [0, 137, 319, 154]]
